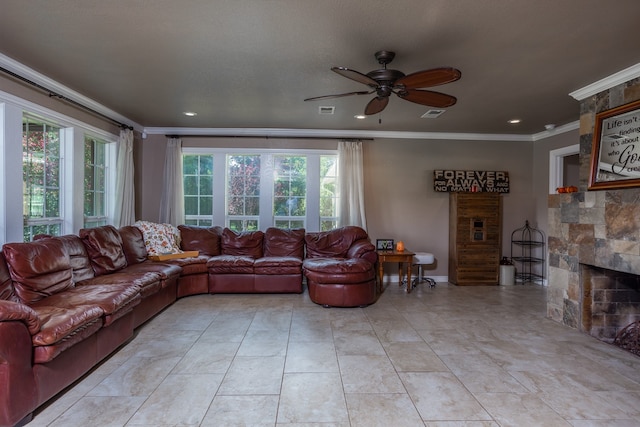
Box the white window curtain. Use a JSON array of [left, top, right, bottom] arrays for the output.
[[338, 139, 367, 229], [159, 137, 184, 225], [113, 128, 136, 227]]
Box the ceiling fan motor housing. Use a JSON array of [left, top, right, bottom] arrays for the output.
[[366, 69, 405, 85]]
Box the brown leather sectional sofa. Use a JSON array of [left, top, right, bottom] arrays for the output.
[[0, 224, 377, 426]]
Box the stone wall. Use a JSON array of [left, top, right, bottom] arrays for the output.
[[547, 189, 640, 325], [547, 77, 640, 328]]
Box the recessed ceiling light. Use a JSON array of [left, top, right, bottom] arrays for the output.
[[354, 115, 366, 119], [183, 111, 198, 117], [508, 118, 521, 124]]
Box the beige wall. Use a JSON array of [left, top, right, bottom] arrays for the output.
[[364, 138, 536, 278]]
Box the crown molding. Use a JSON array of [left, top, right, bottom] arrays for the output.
[[569, 63, 640, 100], [0, 52, 142, 131], [143, 127, 537, 142], [531, 120, 579, 141]]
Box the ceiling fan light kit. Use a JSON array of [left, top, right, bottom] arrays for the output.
[[304, 50, 461, 116]]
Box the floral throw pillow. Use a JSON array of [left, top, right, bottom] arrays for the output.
[[134, 220, 182, 256]]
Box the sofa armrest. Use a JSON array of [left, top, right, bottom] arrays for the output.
[[0, 300, 41, 334], [0, 301, 39, 427], [346, 240, 377, 264]]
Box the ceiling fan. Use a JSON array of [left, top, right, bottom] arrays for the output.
[[304, 50, 461, 115]]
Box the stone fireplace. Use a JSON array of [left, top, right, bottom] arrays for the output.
[[580, 264, 640, 341], [547, 76, 640, 344]]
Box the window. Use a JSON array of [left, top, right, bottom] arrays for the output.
[[182, 149, 338, 232], [84, 136, 108, 228], [183, 154, 214, 226], [227, 154, 260, 231], [22, 116, 62, 241], [273, 155, 306, 229]]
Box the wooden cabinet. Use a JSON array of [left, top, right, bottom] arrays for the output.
[[448, 193, 502, 285]]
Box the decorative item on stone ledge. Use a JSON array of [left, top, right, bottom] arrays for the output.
[[614, 321, 640, 356], [556, 186, 578, 193], [433, 170, 509, 193]]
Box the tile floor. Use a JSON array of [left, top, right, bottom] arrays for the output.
[[28, 281, 640, 426]]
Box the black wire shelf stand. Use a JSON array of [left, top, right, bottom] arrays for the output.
[[510, 220, 545, 284]]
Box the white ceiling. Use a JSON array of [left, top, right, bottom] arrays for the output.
[[1, 0, 640, 137]]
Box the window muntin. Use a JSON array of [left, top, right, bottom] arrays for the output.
[[183, 154, 214, 226], [22, 116, 62, 241], [84, 136, 108, 228]]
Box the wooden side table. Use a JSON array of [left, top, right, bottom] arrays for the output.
[[376, 249, 415, 293]]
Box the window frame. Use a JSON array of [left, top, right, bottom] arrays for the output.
[[83, 134, 115, 228], [0, 93, 118, 244], [22, 114, 64, 241]]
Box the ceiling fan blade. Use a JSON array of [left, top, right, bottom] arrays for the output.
[[395, 67, 461, 89], [397, 89, 457, 108], [364, 96, 389, 115], [332, 67, 379, 87], [304, 90, 373, 101]]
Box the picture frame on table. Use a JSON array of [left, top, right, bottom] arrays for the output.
[[376, 239, 394, 251]]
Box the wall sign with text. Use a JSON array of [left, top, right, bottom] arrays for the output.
[[433, 170, 510, 193], [589, 99, 640, 190]]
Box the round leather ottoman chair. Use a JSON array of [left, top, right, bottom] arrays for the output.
[[303, 258, 377, 308]]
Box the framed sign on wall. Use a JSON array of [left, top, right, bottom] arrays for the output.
[[589, 99, 640, 190]]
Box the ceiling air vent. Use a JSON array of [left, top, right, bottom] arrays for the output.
[[421, 109, 445, 119], [319, 106, 335, 115]]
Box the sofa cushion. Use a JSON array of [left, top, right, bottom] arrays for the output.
[[78, 271, 162, 298], [263, 228, 305, 259], [49, 234, 95, 283], [80, 225, 127, 276], [30, 304, 104, 347], [30, 304, 105, 363], [2, 239, 74, 304], [302, 258, 375, 283], [207, 255, 255, 274], [178, 225, 222, 256], [119, 225, 149, 265], [134, 221, 181, 256], [33, 283, 141, 326], [254, 256, 302, 275], [164, 255, 209, 276], [221, 229, 264, 258]]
